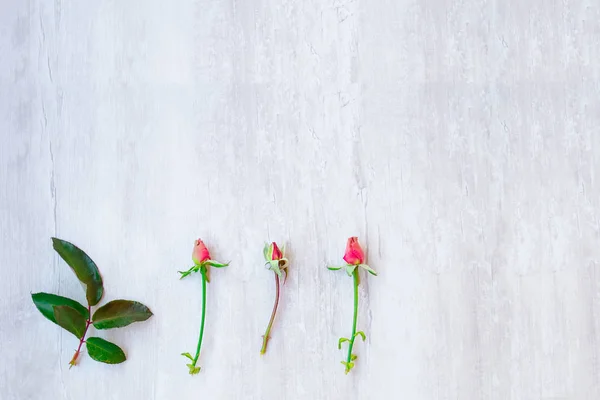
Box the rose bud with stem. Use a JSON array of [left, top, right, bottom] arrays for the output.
[[178, 239, 229, 375], [260, 242, 289, 354], [327, 237, 377, 374]]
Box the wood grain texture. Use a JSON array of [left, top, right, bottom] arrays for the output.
[[1, 0, 600, 399]]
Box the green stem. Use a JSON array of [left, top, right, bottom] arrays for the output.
[[192, 265, 207, 367], [345, 268, 359, 374], [260, 271, 280, 354]]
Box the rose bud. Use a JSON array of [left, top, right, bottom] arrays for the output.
[[192, 239, 211, 265], [270, 242, 283, 260], [343, 237, 365, 265]]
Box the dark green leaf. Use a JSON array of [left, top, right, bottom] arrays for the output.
[[52, 238, 104, 306], [92, 300, 153, 330], [86, 337, 126, 364], [32, 292, 89, 324], [53, 305, 88, 338]]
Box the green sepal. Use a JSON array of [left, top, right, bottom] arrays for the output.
[[181, 352, 194, 362], [200, 264, 210, 283], [266, 260, 282, 277], [354, 331, 366, 341], [206, 260, 228, 268], [327, 265, 343, 271], [359, 264, 377, 276], [263, 243, 272, 261], [338, 337, 350, 350], [187, 364, 201, 375], [178, 265, 200, 279], [345, 265, 357, 277]]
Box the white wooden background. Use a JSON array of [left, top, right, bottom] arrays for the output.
[[1, 0, 600, 399]]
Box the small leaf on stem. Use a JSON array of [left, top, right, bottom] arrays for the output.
[[338, 337, 350, 350], [341, 360, 355, 374], [187, 364, 201, 375]]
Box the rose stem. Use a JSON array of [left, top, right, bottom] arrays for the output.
[[260, 271, 280, 354], [345, 268, 359, 374], [192, 265, 208, 369]]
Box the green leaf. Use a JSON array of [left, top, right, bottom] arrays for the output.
[[181, 352, 194, 362], [32, 292, 89, 324], [354, 331, 366, 341], [187, 364, 201, 375], [52, 238, 104, 306], [351, 354, 358, 361], [341, 360, 355, 368], [327, 265, 343, 271], [86, 337, 126, 364], [53, 305, 87, 338], [338, 337, 350, 350], [359, 264, 378, 276], [92, 300, 153, 330], [342, 361, 355, 374]]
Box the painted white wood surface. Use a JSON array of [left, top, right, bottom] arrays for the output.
[[1, 0, 600, 399]]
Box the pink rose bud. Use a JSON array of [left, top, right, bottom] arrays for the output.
[[343, 237, 365, 265], [270, 242, 283, 260], [192, 239, 211, 264]]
